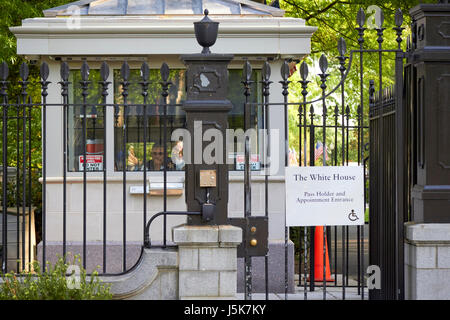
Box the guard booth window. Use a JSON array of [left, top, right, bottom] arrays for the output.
[[68, 70, 105, 172], [113, 69, 186, 172], [67, 68, 262, 172]]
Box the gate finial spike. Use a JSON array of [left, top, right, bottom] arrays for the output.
[[40, 62, 49, 82], [140, 62, 150, 81], [262, 61, 271, 81], [357, 8, 366, 27], [160, 62, 170, 82], [0, 62, 9, 81], [121, 61, 130, 81], [395, 9, 404, 27], [338, 37, 347, 57], [394, 9, 405, 48], [299, 61, 309, 81], [281, 60, 290, 81], [60, 62, 70, 81], [100, 62, 110, 98], [243, 60, 253, 83], [100, 62, 110, 82], [319, 54, 328, 74], [20, 62, 29, 81], [81, 61, 90, 82], [159, 62, 172, 98], [40, 62, 50, 98]]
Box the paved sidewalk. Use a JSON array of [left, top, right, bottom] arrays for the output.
[[236, 274, 368, 300], [236, 286, 367, 300]]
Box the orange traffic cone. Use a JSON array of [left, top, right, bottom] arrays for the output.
[[313, 226, 334, 282]]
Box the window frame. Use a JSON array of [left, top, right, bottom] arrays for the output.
[[65, 61, 267, 178]]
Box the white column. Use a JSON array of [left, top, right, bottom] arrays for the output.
[[43, 58, 63, 177]]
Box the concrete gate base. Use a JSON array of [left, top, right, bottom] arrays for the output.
[[100, 224, 242, 300], [101, 247, 179, 300]]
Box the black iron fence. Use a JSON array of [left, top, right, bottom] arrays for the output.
[[0, 61, 190, 275], [0, 6, 410, 301]]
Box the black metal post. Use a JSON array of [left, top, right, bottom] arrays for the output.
[[280, 60, 290, 300], [299, 61, 309, 299], [59, 63, 70, 262], [1, 63, 8, 274], [319, 54, 329, 300], [160, 63, 171, 247], [19, 63, 29, 272], [100, 62, 110, 274], [140, 63, 149, 249], [243, 61, 253, 300], [80, 61, 90, 270], [261, 61, 271, 300], [120, 62, 129, 272]]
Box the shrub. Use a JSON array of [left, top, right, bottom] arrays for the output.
[[0, 255, 112, 300]]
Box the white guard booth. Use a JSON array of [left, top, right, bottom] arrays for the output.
[[11, 0, 316, 292]]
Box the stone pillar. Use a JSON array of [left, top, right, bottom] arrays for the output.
[[405, 223, 450, 300], [409, 3, 450, 223], [173, 225, 242, 300], [405, 3, 450, 300]]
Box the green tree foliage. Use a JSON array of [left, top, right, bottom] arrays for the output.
[[0, 0, 68, 166], [279, 0, 434, 164], [0, 1, 68, 64]]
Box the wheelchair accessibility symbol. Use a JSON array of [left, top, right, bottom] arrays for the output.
[[348, 210, 359, 222]]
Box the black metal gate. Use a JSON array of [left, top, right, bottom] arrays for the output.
[[368, 82, 405, 300], [236, 7, 410, 300]]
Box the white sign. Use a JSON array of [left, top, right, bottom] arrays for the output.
[[129, 183, 184, 194], [235, 154, 261, 171], [285, 166, 365, 226], [79, 155, 103, 171]]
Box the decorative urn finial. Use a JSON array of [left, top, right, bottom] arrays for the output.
[[194, 9, 219, 54]]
